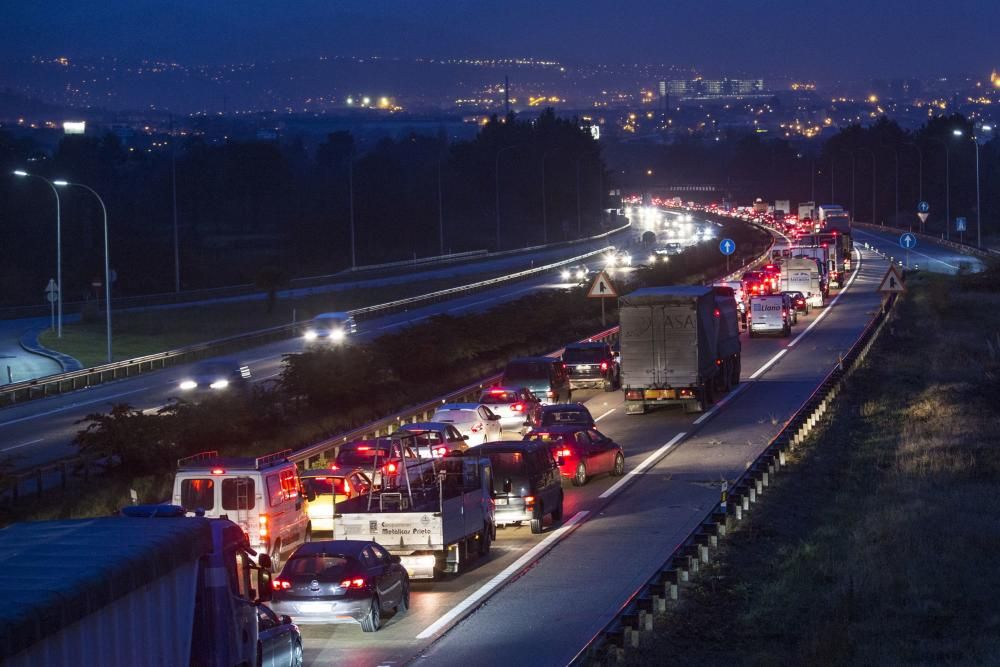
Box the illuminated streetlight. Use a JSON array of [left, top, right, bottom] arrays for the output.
[[12, 170, 64, 337]]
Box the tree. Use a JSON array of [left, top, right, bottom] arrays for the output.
[[74, 403, 173, 474]]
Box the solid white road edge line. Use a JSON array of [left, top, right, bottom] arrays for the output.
[[748, 349, 787, 380], [1, 437, 44, 452], [788, 247, 865, 348], [594, 408, 616, 422], [415, 509, 591, 640], [599, 432, 688, 500], [853, 229, 960, 270], [0, 387, 149, 428]]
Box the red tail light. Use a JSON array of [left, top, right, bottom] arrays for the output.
[[340, 578, 366, 589], [547, 390, 556, 399], [600, 361, 608, 371], [343, 480, 351, 493], [272, 578, 291, 590], [625, 390, 642, 400], [782, 309, 788, 317], [435, 446, 448, 457], [384, 462, 397, 473], [356, 446, 371, 451], [713, 308, 720, 317], [558, 448, 572, 457], [512, 402, 524, 412], [716, 359, 722, 366]]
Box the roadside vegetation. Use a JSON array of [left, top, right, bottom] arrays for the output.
[[0, 220, 771, 524], [626, 266, 1000, 665]]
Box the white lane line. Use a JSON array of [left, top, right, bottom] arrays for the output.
[[0, 388, 149, 428], [599, 432, 687, 500], [594, 408, 616, 422], [693, 382, 750, 425], [853, 230, 961, 270], [788, 248, 864, 348], [1, 438, 43, 452], [748, 349, 787, 380], [415, 510, 591, 640]]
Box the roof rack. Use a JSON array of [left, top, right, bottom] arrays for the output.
[[255, 449, 294, 470], [177, 451, 219, 468]]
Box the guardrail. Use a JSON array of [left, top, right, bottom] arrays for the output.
[[0, 244, 616, 408], [570, 291, 898, 665]]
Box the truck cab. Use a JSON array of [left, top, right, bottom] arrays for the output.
[[173, 450, 311, 571]]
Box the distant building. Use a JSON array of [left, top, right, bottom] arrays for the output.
[[663, 78, 766, 100], [657, 80, 669, 111]]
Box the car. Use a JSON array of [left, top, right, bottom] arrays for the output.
[[299, 466, 373, 536], [501, 357, 571, 404], [395, 422, 470, 458], [524, 426, 625, 486], [780, 292, 798, 325], [430, 403, 502, 444], [269, 540, 410, 632], [524, 403, 595, 432], [304, 312, 357, 345], [466, 441, 564, 534], [478, 386, 542, 434], [334, 437, 421, 488], [603, 249, 632, 268], [177, 359, 251, 392], [559, 264, 590, 284], [782, 290, 809, 314], [561, 342, 620, 391], [257, 603, 303, 667]]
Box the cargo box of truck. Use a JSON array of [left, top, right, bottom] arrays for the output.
[[780, 257, 824, 308], [620, 285, 731, 414]]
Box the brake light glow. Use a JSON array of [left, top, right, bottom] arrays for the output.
[[625, 390, 642, 400], [782, 309, 788, 317], [524, 496, 535, 507], [713, 308, 720, 317], [329, 464, 339, 471], [600, 361, 608, 371], [435, 446, 448, 457], [558, 448, 572, 457], [343, 480, 351, 493], [356, 446, 371, 451], [716, 359, 722, 366], [272, 579, 291, 590], [512, 402, 524, 412], [259, 515, 268, 538], [340, 578, 366, 589], [210, 468, 225, 475], [385, 462, 397, 473]]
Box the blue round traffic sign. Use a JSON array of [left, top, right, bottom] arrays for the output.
[[899, 233, 917, 249], [917, 201, 930, 213], [719, 238, 736, 256]]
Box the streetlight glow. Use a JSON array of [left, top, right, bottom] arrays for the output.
[[953, 129, 964, 136], [53, 180, 69, 186], [13, 170, 28, 177]]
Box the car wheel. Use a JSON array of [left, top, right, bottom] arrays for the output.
[[572, 462, 588, 487], [612, 453, 625, 476], [530, 502, 544, 534], [551, 492, 564, 523], [478, 522, 492, 556], [291, 640, 304, 667], [603, 379, 614, 392], [360, 596, 382, 632], [397, 581, 410, 613], [269, 542, 282, 573]]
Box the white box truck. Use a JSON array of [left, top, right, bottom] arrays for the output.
[[0, 506, 273, 667], [780, 257, 824, 309], [749, 294, 790, 337]]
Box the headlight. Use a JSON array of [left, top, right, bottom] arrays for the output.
[[560, 270, 570, 280], [179, 380, 197, 390], [576, 271, 585, 280], [304, 330, 318, 341], [330, 328, 346, 343], [648, 254, 657, 263], [624, 254, 632, 265], [209, 379, 229, 390]]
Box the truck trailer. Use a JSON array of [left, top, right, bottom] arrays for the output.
[[0, 506, 273, 667], [620, 285, 739, 414]]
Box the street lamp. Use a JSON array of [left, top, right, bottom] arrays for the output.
[[56, 181, 112, 363], [12, 170, 64, 338], [954, 126, 992, 248]]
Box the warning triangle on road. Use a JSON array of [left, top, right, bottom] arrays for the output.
[[877, 264, 906, 294], [587, 271, 618, 298]]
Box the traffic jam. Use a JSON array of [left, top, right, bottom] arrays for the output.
[[167, 199, 855, 651]]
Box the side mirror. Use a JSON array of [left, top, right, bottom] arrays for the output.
[[256, 568, 273, 602], [462, 434, 469, 440]]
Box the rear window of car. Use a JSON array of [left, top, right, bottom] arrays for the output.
[[435, 410, 475, 422], [489, 451, 527, 476], [562, 348, 605, 363], [336, 446, 390, 466], [180, 478, 214, 511], [221, 478, 255, 511], [283, 555, 351, 579], [480, 391, 514, 404], [525, 432, 565, 443], [303, 476, 349, 495], [504, 362, 549, 381], [541, 410, 590, 425], [405, 430, 443, 446]]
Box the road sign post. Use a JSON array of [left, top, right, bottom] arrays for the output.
[[587, 270, 618, 326], [956, 216, 967, 244], [719, 238, 736, 274], [44, 279, 58, 333], [899, 233, 916, 269], [916, 201, 930, 234]]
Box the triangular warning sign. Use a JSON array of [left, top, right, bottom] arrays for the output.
[[587, 271, 618, 298], [877, 264, 906, 294]]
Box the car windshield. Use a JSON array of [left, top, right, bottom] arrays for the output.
[[541, 410, 589, 425], [194, 362, 231, 376], [563, 348, 604, 363], [504, 362, 547, 380], [283, 555, 351, 580], [303, 476, 349, 495]]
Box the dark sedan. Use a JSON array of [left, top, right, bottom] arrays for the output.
[[525, 403, 595, 432], [269, 541, 410, 632], [257, 604, 303, 667]]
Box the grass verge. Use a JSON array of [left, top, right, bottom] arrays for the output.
[[623, 270, 1000, 665]]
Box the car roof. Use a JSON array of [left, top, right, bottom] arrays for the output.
[[527, 424, 590, 434], [481, 385, 522, 394], [314, 312, 351, 319], [540, 402, 589, 411], [399, 422, 453, 431], [464, 441, 544, 455], [437, 403, 481, 411], [289, 540, 371, 558]]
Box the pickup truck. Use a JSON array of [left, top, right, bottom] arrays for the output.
[[562, 341, 620, 392], [332, 450, 495, 580]]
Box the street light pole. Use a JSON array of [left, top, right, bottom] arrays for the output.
[[928, 136, 951, 239], [13, 171, 63, 337], [60, 181, 112, 363], [955, 126, 992, 248]]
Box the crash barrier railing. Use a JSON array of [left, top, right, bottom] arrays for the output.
[[570, 292, 898, 665], [0, 221, 633, 321], [853, 221, 998, 260], [0, 245, 616, 408]]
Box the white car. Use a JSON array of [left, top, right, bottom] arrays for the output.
[[431, 403, 503, 444]]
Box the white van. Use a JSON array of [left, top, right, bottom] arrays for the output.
[[748, 294, 790, 338], [173, 449, 311, 570]]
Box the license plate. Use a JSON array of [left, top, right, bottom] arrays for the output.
[[298, 601, 332, 613], [495, 498, 508, 505], [577, 365, 590, 371]]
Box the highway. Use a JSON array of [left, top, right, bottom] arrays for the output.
[[852, 225, 985, 274]]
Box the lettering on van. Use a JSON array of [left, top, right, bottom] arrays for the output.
[[752, 302, 781, 312], [380, 521, 433, 536]]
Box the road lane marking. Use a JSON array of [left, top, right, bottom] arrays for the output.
[[788, 248, 863, 348], [599, 432, 687, 500], [0, 388, 148, 428], [594, 408, 616, 422], [693, 382, 749, 425], [853, 229, 961, 270], [748, 349, 787, 379], [1, 438, 43, 452], [415, 510, 591, 640]]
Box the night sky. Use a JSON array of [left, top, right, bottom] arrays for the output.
[[2, 0, 998, 81]]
